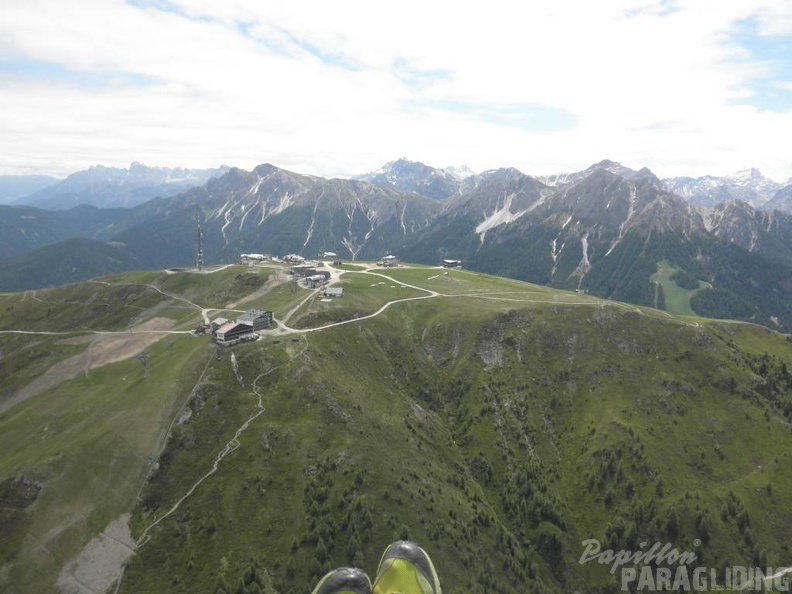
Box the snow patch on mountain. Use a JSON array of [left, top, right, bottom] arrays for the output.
[[475, 193, 529, 243], [303, 188, 324, 249], [571, 233, 592, 289], [248, 176, 265, 195], [443, 164, 476, 179], [355, 158, 476, 200], [272, 192, 293, 216], [663, 169, 783, 208], [701, 208, 720, 233]]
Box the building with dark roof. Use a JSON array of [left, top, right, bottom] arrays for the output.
[[238, 309, 273, 331], [292, 265, 317, 277]]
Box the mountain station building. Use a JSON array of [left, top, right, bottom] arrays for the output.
[[237, 309, 273, 330], [215, 322, 255, 345]]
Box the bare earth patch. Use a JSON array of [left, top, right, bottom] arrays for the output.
[[56, 514, 135, 594], [225, 270, 284, 309], [0, 318, 177, 416]]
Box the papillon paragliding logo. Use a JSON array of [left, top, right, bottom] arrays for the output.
[[579, 538, 791, 591]]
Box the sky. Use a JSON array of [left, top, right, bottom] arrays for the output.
[[1, 0, 792, 181]]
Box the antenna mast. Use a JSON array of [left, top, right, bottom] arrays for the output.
[[196, 218, 204, 272]]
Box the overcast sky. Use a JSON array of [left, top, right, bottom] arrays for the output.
[[1, 0, 792, 181]]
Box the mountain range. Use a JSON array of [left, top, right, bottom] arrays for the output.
[[0, 175, 59, 204], [662, 168, 785, 209], [0, 162, 229, 210], [4, 159, 791, 212], [2, 158, 792, 332], [354, 158, 792, 212], [353, 158, 476, 200], [3, 160, 792, 592]]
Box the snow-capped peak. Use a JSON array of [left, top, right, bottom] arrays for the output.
[[443, 165, 476, 179], [663, 168, 782, 208]]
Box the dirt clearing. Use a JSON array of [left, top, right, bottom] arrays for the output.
[[56, 514, 135, 594], [0, 318, 178, 416]]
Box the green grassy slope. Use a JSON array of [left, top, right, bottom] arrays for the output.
[[651, 260, 708, 316], [288, 271, 426, 329], [0, 337, 209, 592], [0, 266, 284, 592], [122, 269, 792, 593], [2, 265, 792, 593]]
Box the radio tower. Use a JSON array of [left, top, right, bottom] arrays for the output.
[[196, 219, 204, 272]]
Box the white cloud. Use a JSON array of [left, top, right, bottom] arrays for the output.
[[0, 0, 791, 181]]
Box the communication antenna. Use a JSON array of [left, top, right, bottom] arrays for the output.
[[138, 351, 150, 379], [196, 217, 204, 272]]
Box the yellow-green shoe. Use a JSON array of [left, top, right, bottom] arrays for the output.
[[312, 567, 372, 594], [372, 541, 442, 594]]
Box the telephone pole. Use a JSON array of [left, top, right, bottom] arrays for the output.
[[138, 351, 150, 379]]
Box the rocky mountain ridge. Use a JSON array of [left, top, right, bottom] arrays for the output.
[[358, 158, 792, 215], [3, 158, 792, 331], [661, 168, 788, 209], [14, 162, 230, 210], [354, 158, 476, 200]]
